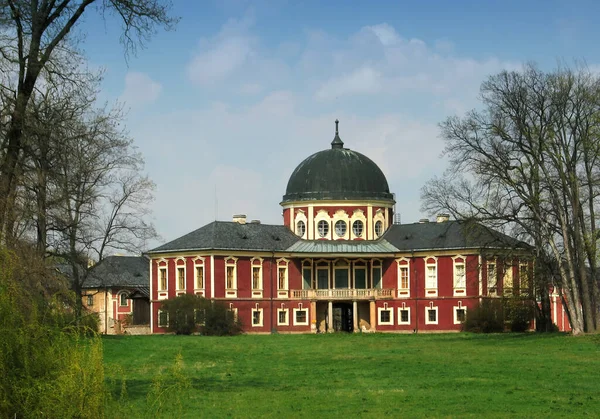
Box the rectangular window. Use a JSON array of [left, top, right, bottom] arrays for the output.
[[293, 308, 309, 326], [159, 268, 167, 291], [378, 307, 393, 325], [177, 267, 185, 290], [372, 266, 382, 289], [334, 269, 349, 288], [87, 295, 94, 307], [503, 263, 513, 295], [194, 309, 206, 325], [426, 265, 437, 289], [519, 264, 530, 295], [252, 266, 261, 290], [354, 267, 367, 289], [278, 267, 287, 290], [455, 308, 466, 323], [398, 308, 410, 325], [302, 268, 312, 289], [119, 293, 128, 306], [400, 266, 409, 289], [425, 307, 438, 325], [488, 262, 497, 294], [226, 266, 235, 289], [158, 310, 168, 328], [454, 264, 466, 288], [252, 309, 263, 327], [317, 268, 329, 289], [195, 266, 204, 289], [277, 309, 288, 326]]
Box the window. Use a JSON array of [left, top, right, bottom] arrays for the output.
[[378, 306, 393, 325], [119, 292, 128, 306], [225, 258, 238, 297], [519, 263, 530, 295], [195, 266, 204, 289], [455, 308, 466, 324], [226, 266, 236, 289], [398, 308, 410, 325], [352, 220, 364, 237], [277, 309, 289, 326], [400, 266, 409, 289], [503, 262, 514, 295], [317, 267, 329, 289], [335, 220, 347, 237], [86, 295, 94, 307], [177, 267, 185, 290], [252, 309, 263, 327], [354, 263, 367, 289], [159, 267, 167, 291], [488, 262, 497, 295], [372, 261, 382, 289], [252, 266, 262, 290], [334, 259, 349, 289], [158, 310, 168, 328], [425, 306, 438, 325], [318, 220, 329, 238], [425, 257, 438, 293], [302, 265, 312, 289], [293, 308, 309, 326], [296, 220, 306, 237], [278, 266, 288, 290], [374, 220, 383, 237], [454, 259, 466, 289]]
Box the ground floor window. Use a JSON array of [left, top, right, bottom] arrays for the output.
[[454, 307, 467, 324], [378, 307, 394, 325], [119, 292, 128, 307], [194, 309, 206, 325], [425, 306, 438, 325], [158, 310, 169, 328], [293, 308, 309, 326], [277, 309, 289, 326], [398, 308, 410, 325], [252, 309, 263, 327], [87, 295, 94, 307]]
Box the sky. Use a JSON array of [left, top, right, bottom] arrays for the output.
[[76, 0, 600, 248]]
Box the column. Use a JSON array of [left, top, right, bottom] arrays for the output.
[[370, 300, 376, 332], [310, 301, 317, 333], [328, 301, 333, 333], [352, 300, 358, 332]]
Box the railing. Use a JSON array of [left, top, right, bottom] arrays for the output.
[[290, 288, 394, 300]]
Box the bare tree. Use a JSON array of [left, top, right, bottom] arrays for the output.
[[422, 64, 600, 334], [0, 0, 176, 243]]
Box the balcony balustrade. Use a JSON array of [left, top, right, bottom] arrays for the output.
[[290, 288, 394, 300]]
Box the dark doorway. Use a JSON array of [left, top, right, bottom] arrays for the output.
[[332, 303, 353, 332], [132, 298, 150, 325]]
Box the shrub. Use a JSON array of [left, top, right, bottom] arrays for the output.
[[505, 298, 535, 332], [160, 294, 242, 336], [462, 299, 505, 333]]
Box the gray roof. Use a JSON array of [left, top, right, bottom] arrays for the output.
[[148, 221, 300, 253], [287, 239, 398, 254], [383, 220, 530, 252], [83, 256, 149, 289]]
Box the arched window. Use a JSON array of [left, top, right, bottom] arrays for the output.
[[334, 220, 347, 237], [352, 220, 364, 237], [318, 220, 329, 237]]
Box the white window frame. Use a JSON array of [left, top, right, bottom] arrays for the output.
[[277, 308, 289, 326], [396, 258, 410, 297], [315, 209, 331, 239], [225, 256, 238, 298], [424, 256, 438, 297], [350, 209, 367, 240], [251, 307, 263, 327], [157, 309, 169, 328], [373, 209, 385, 238], [251, 257, 263, 298], [453, 255, 466, 296], [295, 209, 308, 239], [158, 265, 168, 292], [277, 258, 289, 298], [398, 306, 411, 325], [293, 307, 309, 326], [378, 305, 394, 325], [425, 303, 438, 325], [176, 258, 186, 292], [118, 291, 128, 307], [503, 259, 514, 295], [332, 209, 350, 240], [453, 303, 467, 325], [193, 257, 205, 294]]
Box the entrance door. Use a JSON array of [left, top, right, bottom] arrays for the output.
[[332, 303, 353, 332]]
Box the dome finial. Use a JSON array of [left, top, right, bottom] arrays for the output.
[[331, 119, 344, 149]]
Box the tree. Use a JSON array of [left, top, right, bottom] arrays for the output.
[[422, 64, 600, 334], [0, 0, 177, 243]]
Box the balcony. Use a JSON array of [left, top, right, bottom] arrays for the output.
[[290, 288, 394, 300]]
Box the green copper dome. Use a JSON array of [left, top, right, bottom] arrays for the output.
[[282, 121, 394, 203]]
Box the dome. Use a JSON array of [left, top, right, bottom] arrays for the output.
[[282, 121, 394, 203]]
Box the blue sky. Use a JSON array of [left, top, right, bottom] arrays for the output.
[[77, 0, 600, 246]]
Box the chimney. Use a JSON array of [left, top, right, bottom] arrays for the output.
[[419, 218, 430, 224], [232, 214, 247, 224], [250, 219, 261, 224], [436, 214, 450, 223]]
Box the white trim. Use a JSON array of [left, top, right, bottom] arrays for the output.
[[487, 259, 497, 297], [277, 258, 289, 298], [503, 259, 514, 295], [176, 262, 186, 292], [251, 257, 263, 298], [251, 307, 264, 327], [425, 303, 438, 325], [378, 304, 394, 325], [294, 209, 308, 239], [452, 255, 466, 297], [332, 209, 350, 240], [308, 205, 314, 240], [350, 209, 367, 240], [396, 257, 410, 298], [373, 209, 385, 238], [453, 302, 467, 325], [398, 305, 411, 325], [149, 258, 153, 332], [225, 256, 238, 298], [315, 209, 331, 240], [277, 308, 289, 326], [210, 255, 215, 299], [157, 309, 169, 328], [293, 307, 309, 326], [118, 290, 129, 307], [424, 256, 438, 297]]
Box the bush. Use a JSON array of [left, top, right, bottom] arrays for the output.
[[160, 294, 243, 336], [463, 299, 505, 333], [505, 298, 535, 332]]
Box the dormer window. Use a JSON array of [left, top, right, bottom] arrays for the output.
[[352, 220, 364, 237], [296, 220, 306, 237], [375, 220, 383, 237], [335, 220, 347, 237], [318, 220, 329, 237]]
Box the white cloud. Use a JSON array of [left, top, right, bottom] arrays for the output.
[[120, 72, 162, 107], [316, 66, 383, 100]]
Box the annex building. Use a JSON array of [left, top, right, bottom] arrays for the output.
[[146, 121, 535, 334]]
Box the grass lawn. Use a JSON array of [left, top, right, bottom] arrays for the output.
[[103, 333, 600, 418]]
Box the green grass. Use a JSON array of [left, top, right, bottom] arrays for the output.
[[103, 333, 600, 418]]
